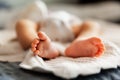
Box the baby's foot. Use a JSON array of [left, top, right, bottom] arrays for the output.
[[65, 37, 105, 57], [31, 32, 59, 59]]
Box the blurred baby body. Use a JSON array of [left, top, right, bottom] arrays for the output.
[[7, 0, 81, 42]]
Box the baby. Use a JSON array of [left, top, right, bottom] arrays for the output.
[[15, 1, 105, 59]]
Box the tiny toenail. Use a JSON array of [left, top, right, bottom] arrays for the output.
[[33, 40, 39, 44]]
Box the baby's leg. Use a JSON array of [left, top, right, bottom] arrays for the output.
[[16, 19, 59, 59], [65, 21, 105, 57], [16, 19, 39, 50], [31, 32, 59, 59]]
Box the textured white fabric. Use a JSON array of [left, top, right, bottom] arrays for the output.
[[20, 40, 120, 79]]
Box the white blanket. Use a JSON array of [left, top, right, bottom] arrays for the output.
[[20, 40, 120, 79]]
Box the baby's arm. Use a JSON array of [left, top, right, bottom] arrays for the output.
[[16, 19, 39, 50]]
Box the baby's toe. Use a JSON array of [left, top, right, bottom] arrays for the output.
[[37, 43, 43, 50], [31, 39, 39, 48], [33, 38, 39, 44], [34, 50, 40, 56], [31, 38, 40, 54], [90, 38, 105, 57], [95, 43, 105, 57], [38, 32, 47, 40], [31, 42, 37, 48], [31, 47, 36, 52]]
